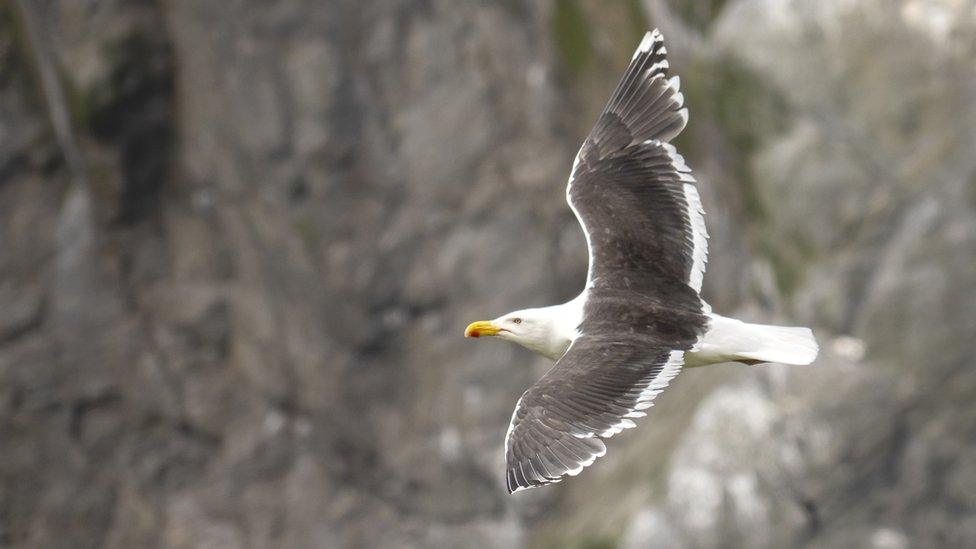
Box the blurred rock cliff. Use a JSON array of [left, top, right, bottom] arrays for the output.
[[1, 0, 975, 547]]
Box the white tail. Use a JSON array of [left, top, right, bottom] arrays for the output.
[[687, 314, 819, 367]]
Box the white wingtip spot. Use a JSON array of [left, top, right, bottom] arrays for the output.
[[633, 29, 663, 60], [676, 108, 689, 129], [672, 91, 684, 108], [594, 441, 607, 458], [648, 60, 670, 75], [637, 32, 654, 52]]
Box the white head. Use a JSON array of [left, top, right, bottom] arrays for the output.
[[464, 306, 573, 360]]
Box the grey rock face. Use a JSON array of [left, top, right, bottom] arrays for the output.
[[1, 0, 975, 548]]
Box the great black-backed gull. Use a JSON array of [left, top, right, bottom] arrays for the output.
[[465, 29, 818, 494]]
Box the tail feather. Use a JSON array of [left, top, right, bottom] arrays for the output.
[[731, 324, 819, 366], [691, 314, 819, 367]]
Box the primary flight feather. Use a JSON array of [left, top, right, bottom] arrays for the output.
[[464, 29, 818, 494]]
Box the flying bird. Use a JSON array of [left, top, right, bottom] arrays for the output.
[[464, 29, 819, 494]]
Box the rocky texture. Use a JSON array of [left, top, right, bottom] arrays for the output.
[[1, 0, 975, 548]]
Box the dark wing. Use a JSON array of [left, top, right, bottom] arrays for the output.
[[505, 30, 711, 493], [505, 303, 704, 492], [569, 28, 707, 297], [571, 140, 707, 298]]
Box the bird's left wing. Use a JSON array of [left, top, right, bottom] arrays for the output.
[[504, 317, 699, 493]]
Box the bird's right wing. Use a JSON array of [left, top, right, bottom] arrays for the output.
[[566, 29, 708, 297]]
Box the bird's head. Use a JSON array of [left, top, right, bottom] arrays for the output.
[[464, 308, 564, 358], [464, 312, 530, 341]]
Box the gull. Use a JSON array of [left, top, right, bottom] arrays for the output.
[[464, 30, 818, 493]]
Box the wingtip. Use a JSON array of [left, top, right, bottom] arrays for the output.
[[676, 107, 689, 128], [633, 29, 664, 60], [505, 473, 548, 495]]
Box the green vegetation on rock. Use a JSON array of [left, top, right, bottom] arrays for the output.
[[552, 0, 593, 75]]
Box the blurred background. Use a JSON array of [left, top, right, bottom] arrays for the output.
[[2, 0, 976, 547]]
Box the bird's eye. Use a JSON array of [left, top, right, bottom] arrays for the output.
[[512, 317, 522, 325]]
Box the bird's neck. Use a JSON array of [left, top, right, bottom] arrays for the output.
[[529, 294, 586, 360]]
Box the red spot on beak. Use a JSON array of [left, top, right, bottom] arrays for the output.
[[465, 321, 499, 338]]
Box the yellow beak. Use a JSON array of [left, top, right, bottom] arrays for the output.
[[465, 320, 501, 338]]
